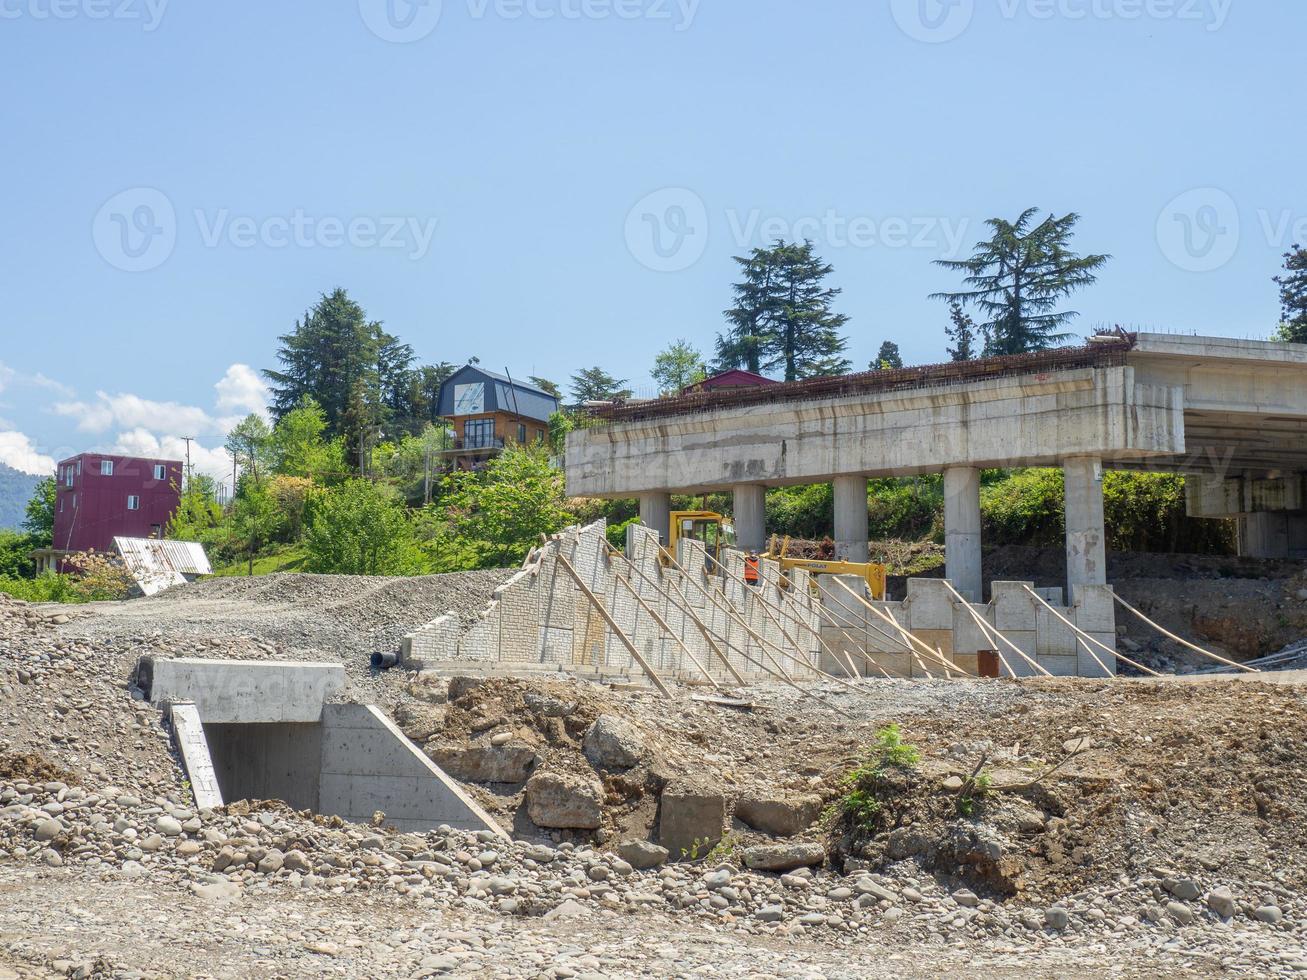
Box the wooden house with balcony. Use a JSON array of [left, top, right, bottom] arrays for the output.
[[436, 366, 560, 471]]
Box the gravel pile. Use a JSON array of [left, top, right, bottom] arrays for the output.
[[1, 781, 1304, 977]]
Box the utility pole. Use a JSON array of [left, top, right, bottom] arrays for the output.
[[181, 437, 194, 491]]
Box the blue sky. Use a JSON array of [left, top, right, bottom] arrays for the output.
[[1, 0, 1302, 484]]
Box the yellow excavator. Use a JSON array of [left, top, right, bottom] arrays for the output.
[[663, 512, 887, 599], [766, 535, 888, 600]]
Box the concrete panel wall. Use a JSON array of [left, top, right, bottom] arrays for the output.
[[203, 721, 323, 811], [141, 658, 345, 723], [819, 578, 1116, 679], [318, 704, 506, 837]]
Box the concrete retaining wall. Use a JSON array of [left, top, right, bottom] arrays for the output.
[[403, 522, 1118, 681], [403, 520, 823, 684], [819, 578, 1116, 679]]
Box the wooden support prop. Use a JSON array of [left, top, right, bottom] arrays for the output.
[[611, 569, 722, 691], [554, 551, 672, 698], [1112, 593, 1258, 673], [828, 577, 975, 677], [603, 543, 747, 686], [817, 587, 925, 673], [939, 579, 1052, 678], [709, 553, 864, 687], [1021, 586, 1161, 678], [812, 604, 893, 679], [655, 544, 865, 708]]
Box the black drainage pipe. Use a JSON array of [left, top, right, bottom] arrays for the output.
[[371, 651, 400, 671]]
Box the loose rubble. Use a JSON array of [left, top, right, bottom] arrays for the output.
[[3, 581, 1307, 977]]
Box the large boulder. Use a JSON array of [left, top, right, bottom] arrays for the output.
[[658, 779, 725, 859], [426, 742, 538, 784], [394, 703, 446, 742], [734, 793, 823, 837], [583, 715, 646, 770], [616, 839, 669, 870], [525, 771, 604, 830], [741, 841, 826, 872]]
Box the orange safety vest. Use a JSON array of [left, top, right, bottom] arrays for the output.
[[744, 554, 760, 584]]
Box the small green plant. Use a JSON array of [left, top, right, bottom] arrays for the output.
[[956, 769, 993, 817], [837, 723, 921, 832], [680, 837, 711, 862], [704, 833, 743, 865]]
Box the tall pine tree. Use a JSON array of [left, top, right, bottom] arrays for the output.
[[1274, 245, 1307, 344], [263, 288, 415, 467], [716, 240, 851, 381], [931, 210, 1109, 356], [945, 301, 979, 361]]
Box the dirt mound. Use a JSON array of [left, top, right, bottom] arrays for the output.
[[0, 751, 76, 784]]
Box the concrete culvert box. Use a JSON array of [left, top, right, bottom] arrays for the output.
[[139, 657, 505, 838]]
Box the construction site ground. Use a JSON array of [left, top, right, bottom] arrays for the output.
[[2, 554, 1306, 978]]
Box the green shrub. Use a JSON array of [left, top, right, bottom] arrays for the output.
[[0, 574, 82, 604], [867, 476, 943, 541]]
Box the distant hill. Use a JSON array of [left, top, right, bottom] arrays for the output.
[[0, 462, 42, 530]]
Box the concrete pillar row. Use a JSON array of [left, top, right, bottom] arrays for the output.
[[943, 466, 982, 602], [833, 476, 870, 563], [1064, 455, 1107, 601], [733, 485, 767, 553], [638, 492, 672, 547]]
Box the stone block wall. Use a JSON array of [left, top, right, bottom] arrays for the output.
[[402, 521, 824, 685]]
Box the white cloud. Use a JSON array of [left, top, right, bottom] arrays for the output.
[[55, 392, 217, 437], [214, 364, 269, 417], [112, 429, 233, 485], [0, 362, 75, 400], [0, 430, 56, 476]]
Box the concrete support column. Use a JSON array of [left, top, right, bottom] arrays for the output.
[[1064, 455, 1107, 600], [943, 466, 982, 602], [638, 492, 672, 546], [733, 485, 767, 553], [1238, 512, 1290, 558], [833, 476, 869, 563]]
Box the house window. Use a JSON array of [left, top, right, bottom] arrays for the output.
[[518, 423, 527, 443], [150, 524, 162, 538], [154, 464, 167, 481], [536, 428, 545, 442], [65, 469, 74, 488], [464, 419, 496, 450], [70, 494, 76, 509], [59, 498, 64, 513], [101, 459, 114, 476], [127, 495, 140, 511]]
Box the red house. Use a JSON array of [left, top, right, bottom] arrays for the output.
[[38, 453, 184, 571], [683, 369, 779, 394]]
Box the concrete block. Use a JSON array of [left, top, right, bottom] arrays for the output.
[[952, 653, 980, 677], [952, 604, 992, 654], [874, 652, 913, 678], [996, 631, 1039, 677], [1073, 586, 1117, 634], [1079, 634, 1118, 678], [991, 583, 1038, 632], [659, 779, 726, 858], [1036, 608, 1078, 658], [1039, 656, 1080, 677], [902, 580, 954, 630], [138, 658, 344, 724], [912, 629, 954, 660]]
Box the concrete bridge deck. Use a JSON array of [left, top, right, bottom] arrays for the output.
[[566, 333, 1307, 604]]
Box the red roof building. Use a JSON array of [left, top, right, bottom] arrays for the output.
[[50, 453, 183, 556], [684, 370, 779, 393]]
